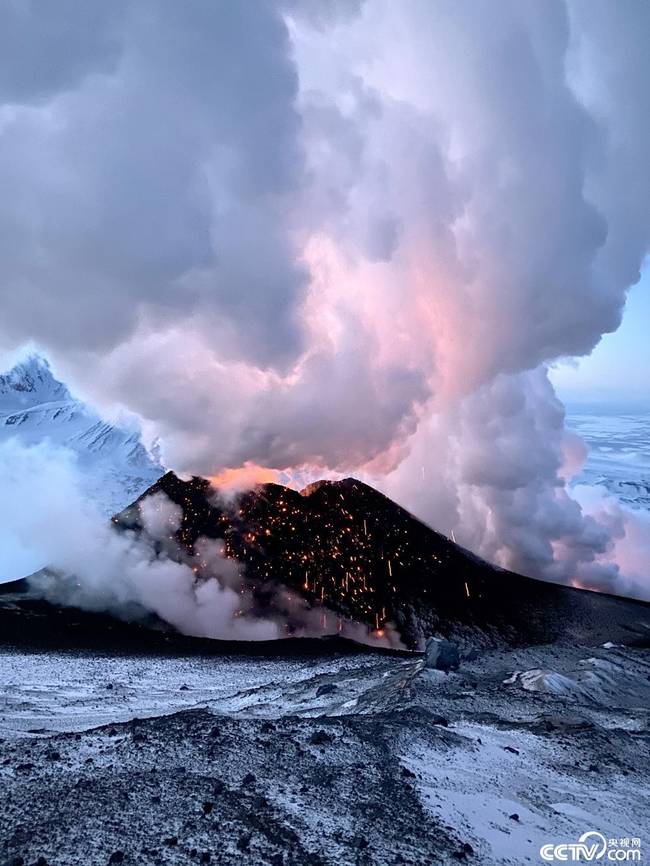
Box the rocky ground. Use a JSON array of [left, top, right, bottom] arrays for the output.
[[1, 638, 649, 866]]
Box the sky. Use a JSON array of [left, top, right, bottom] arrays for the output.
[[0, 0, 649, 599], [552, 263, 650, 412]]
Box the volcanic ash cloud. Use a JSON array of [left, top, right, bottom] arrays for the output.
[[0, 1, 648, 595]]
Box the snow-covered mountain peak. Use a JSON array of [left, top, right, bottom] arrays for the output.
[[0, 355, 70, 412], [0, 354, 163, 517]]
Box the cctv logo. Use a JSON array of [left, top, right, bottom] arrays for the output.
[[540, 831, 642, 862]]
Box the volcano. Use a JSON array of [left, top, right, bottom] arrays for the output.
[[112, 472, 650, 650]]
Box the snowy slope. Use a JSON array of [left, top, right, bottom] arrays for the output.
[[0, 356, 163, 516], [0, 357, 70, 412]]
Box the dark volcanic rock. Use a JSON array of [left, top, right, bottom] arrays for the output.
[[424, 636, 460, 671], [316, 683, 337, 696], [309, 730, 333, 746]]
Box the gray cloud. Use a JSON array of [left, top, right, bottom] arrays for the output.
[[0, 0, 307, 364], [0, 0, 127, 104]]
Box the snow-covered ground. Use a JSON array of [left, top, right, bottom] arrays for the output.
[[1, 640, 648, 865], [0, 355, 163, 517], [0, 648, 404, 736], [567, 412, 650, 510]]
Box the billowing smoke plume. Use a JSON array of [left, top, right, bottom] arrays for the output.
[[0, 1, 648, 596], [379, 368, 648, 597]]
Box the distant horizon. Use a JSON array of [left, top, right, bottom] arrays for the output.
[[564, 400, 650, 416]]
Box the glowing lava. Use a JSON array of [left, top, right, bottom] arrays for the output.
[[209, 463, 281, 496]]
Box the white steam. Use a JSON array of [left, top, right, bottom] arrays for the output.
[[0, 439, 277, 640], [379, 368, 647, 596]]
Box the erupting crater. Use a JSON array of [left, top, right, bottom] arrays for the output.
[[113, 472, 650, 649]]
